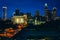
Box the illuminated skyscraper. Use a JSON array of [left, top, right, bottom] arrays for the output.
[[52, 7, 57, 19], [44, 3, 51, 21], [2, 6, 7, 20], [44, 3, 48, 16]]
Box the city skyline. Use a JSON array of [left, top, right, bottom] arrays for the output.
[[0, 0, 60, 18], [0, 0, 60, 40]]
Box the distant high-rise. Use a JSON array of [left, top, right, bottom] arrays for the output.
[[44, 3, 48, 17], [2, 6, 7, 20], [14, 9, 20, 16], [44, 3, 50, 21], [14, 9, 24, 16], [52, 7, 57, 19]]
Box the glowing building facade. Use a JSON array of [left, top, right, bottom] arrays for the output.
[[11, 16, 27, 25], [11, 9, 27, 26], [2, 6, 7, 20]]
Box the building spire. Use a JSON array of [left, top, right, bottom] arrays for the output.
[[45, 3, 48, 7], [53, 7, 57, 10]]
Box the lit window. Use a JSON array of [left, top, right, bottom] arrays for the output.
[[16, 18, 19, 23], [20, 18, 24, 23]]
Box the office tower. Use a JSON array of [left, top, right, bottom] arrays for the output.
[[52, 7, 57, 19], [34, 10, 40, 20], [14, 9, 24, 16], [33, 10, 41, 25], [2, 6, 7, 20], [44, 3, 51, 21], [14, 9, 20, 16], [44, 3, 48, 17], [26, 12, 33, 24]]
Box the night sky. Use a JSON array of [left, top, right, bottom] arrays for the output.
[[0, 0, 60, 18]]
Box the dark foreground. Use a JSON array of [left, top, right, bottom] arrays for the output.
[[0, 20, 60, 40]]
